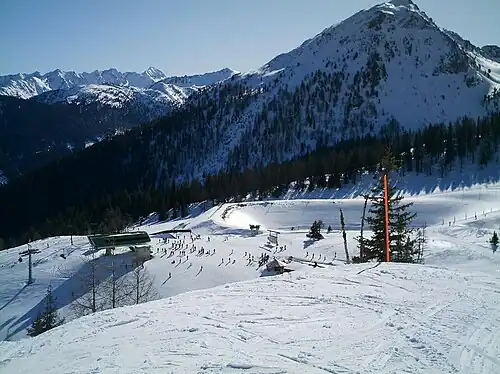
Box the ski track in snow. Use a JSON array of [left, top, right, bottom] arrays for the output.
[[0, 265, 499, 373]]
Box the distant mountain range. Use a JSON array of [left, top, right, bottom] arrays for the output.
[[0, 67, 237, 99], [0, 67, 237, 181]]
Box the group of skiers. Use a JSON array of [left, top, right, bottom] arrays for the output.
[[157, 233, 251, 282], [304, 251, 335, 263]]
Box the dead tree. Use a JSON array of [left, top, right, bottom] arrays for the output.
[[340, 209, 350, 264], [358, 194, 370, 260], [129, 261, 159, 305], [416, 226, 426, 264], [70, 249, 105, 317], [100, 249, 130, 309]]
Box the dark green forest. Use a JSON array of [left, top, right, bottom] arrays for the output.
[[1, 111, 499, 249], [0, 95, 170, 180]]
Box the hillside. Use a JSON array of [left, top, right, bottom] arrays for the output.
[[0, 95, 153, 179], [1, 179, 500, 373], [0, 68, 235, 180]]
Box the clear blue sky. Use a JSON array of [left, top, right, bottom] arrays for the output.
[[1, 0, 498, 76]]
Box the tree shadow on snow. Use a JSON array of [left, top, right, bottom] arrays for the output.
[[0, 285, 28, 312], [5, 251, 137, 340], [303, 239, 318, 250]]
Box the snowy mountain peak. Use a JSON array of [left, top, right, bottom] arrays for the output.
[[143, 66, 165, 80], [387, 0, 416, 7], [0, 66, 236, 114], [0, 67, 234, 101], [158, 68, 238, 88]]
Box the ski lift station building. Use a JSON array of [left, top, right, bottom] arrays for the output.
[[88, 231, 151, 250]]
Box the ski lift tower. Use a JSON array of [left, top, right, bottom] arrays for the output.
[[18, 242, 41, 285]]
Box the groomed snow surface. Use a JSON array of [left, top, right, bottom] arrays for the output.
[[1, 176, 500, 373]]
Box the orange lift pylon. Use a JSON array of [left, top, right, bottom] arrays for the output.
[[384, 174, 390, 262]]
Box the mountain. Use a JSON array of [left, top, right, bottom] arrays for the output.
[[0, 67, 237, 102], [31, 68, 238, 118], [40, 0, 498, 183], [0, 68, 236, 180], [0, 95, 157, 179], [0, 67, 166, 99], [155, 68, 238, 88], [33, 84, 187, 118], [481, 45, 500, 63], [1, 0, 500, 243]]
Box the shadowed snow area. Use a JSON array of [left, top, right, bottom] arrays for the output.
[[1, 180, 500, 373]]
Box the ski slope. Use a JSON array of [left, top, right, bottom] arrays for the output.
[[1, 263, 499, 373], [1, 181, 500, 373]]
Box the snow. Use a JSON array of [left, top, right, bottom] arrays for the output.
[[1, 170, 500, 372], [0, 170, 7, 185], [1, 263, 499, 373], [158, 68, 238, 88], [0, 68, 236, 113]]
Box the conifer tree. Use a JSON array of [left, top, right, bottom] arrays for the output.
[[362, 149, 417, 263], [307, 220, 324, 240], [27, 285, 64, 337], [490, 231, 499, 249]]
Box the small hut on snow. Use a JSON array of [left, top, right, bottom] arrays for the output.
[[266, 258, 288, 274]]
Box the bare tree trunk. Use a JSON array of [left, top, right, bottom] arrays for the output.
[[111, 253, 116, 308], [359, 194, 369, 260], [91, 250, 96, 312], [130, 263, 159, 305], [70, 248, 103, 317], [340, 209, 350, 264], [101, 246, 130, 310]]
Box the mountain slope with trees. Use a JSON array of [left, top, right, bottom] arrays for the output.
[[1, 0, 500, 247], [0, 69, 236, 180]]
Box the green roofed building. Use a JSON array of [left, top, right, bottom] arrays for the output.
[[87, 231, 151, 250]]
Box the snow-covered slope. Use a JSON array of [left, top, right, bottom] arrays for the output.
[[238, 0, 500, 127], [3, 263, 500, 374], [0, 170, 7, 185], [32, 84, 187, 121], [156, 67, 238, 88], [121, 0, 500, 185], [0, 67, 165, 99], [0, 67, 236, 118], [2, 167, 500, 349], [1, 179, 500, 372], [0, 67, 236, 101]]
